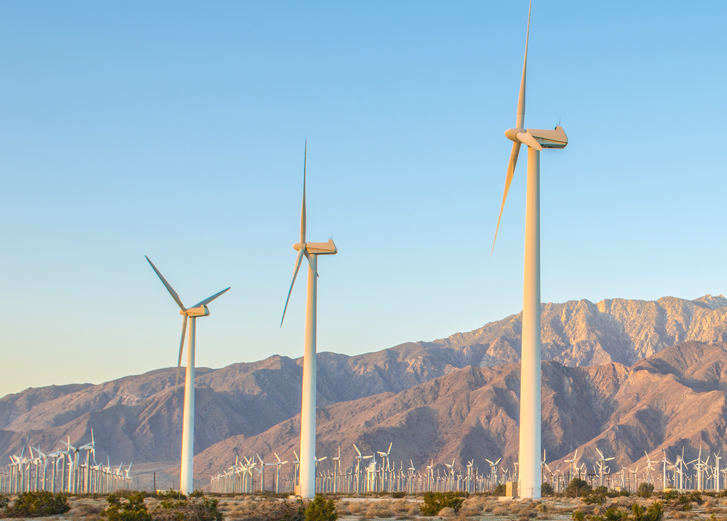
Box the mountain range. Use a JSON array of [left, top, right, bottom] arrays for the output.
[[1, 294, 726, 488]]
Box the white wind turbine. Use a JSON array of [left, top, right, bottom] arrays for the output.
[[644, 451, 657, 485], [675, 448, 686, 490], [714, 450, 721, 492], [491, 1, 568, 500], [146, 256, 230, 494], [332, 447, 341, 493], [564, 449, 579, 481], [595, 448, 615, 488], [485, 458, 501, 488], [353, 444, 372, 493], [273, 453, 288, 494], [661, 451, 671, 491], [377, 442, 393, 491], [280, 141, 337, 498]]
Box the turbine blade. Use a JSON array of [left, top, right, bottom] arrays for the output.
[[491, 141, 521, 254], [190, 287, 231, 308], [146, 256, 186, 311], [301, 139, 307, 245], [516, 0, 532, 129], [280, 249, 305, 327], [176, 315, 188, 387]]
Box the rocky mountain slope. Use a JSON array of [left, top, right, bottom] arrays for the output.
[[192, 341, 727, 488], [1, 294, 725, 488]]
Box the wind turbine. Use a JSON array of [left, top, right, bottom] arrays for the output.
[[714, 450, 721, 492], [485, 458, 501, 488], [273, 453, 288, 494], [661, 451, 671, 491], [280, 141, 337, 498], [491, 0, 568, 500], [564, 449, 579, 482], [145, 256, 230, 494], [595, 448, 615, 488], [352, 444, 372, 493], [331, 447, 341, 493]]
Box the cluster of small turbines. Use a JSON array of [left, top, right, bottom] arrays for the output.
[[210, 443, 512, 495], [541, 447, 726, 494], [0, 431, 132, 494], [209, 445, 727, 497], [147, 0, 564, 498]]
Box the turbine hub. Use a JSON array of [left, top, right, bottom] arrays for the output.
[[504, 128, 521, 142]]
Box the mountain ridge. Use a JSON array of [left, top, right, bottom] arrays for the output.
[[1, 294, 726, 488]]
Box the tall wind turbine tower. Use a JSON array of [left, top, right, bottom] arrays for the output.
[[146, 256, 230, 494], [491, 0, 568, 499], [281, 140, 337, 498]]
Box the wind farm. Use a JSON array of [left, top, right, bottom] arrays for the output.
[[2, 0, 727, 519]]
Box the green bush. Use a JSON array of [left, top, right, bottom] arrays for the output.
[[637, 483, 655, 498], [632, 502, 664, 521], [102, 493, 152, 521], [0, 494, 8, 511], [421, 492, 465, 516], [565, 478, 592, 498], [2, 491, 70, 518], [154, 497, 223, 521], [572, 511, 585, 521], [688, 492, 703, 505], [391, 491, 406, 498], [189, 489, 205, 498], [493, 483, 506, 495], [154, 490, 186, 500], [118, 490, 150, 499], [604, 506, 629, 521], [304, 496, 337, 521], [541, 482, 554, 496]]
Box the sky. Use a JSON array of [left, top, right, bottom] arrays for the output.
[[1, 1, 725, 398]]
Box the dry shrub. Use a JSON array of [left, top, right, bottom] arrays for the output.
[[392, 500, 410, 513], [459, 502, 485, 517], [492, 505, 509, 516], [336, 501, 350, 515], [407, 505, 420, 516], [510, 502, 523, 514], [365, 501, 394, 519], [347, 501, 363, 514], [537, 503, 548, 513], [439, 506, 455, 517], [482, 500, 498, 513], [71, 501, 106, 519]]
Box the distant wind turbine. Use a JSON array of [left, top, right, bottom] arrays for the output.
[[146, 256, 230, 494], [280, 140, 337, 498], [491, 0, 568, 500]]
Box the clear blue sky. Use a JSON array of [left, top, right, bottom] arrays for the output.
[[1, 1, 725, 398]]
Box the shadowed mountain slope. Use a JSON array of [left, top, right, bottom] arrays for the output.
[[192, 341, 727, 491]]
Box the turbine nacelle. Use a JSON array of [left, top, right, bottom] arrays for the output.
[[504, 125, 568, 151], [293, 239, 337, 255], [181, 305, 210, 318]]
